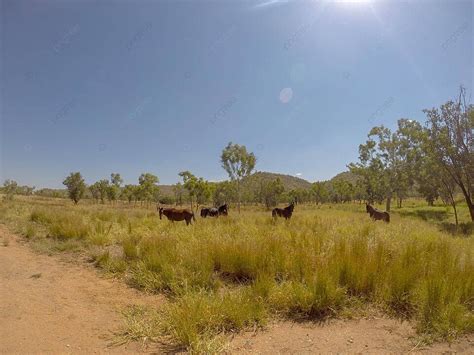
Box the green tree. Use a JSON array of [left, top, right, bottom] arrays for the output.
[[107, 173, 123, 203], [213, 181, 237, 206], [220, 142, 256, 212], [259, 178, 285, 208], [179, 171, 212, 210], [173, 182, 185, 206], [348, 156, 386, 205], [311, 181, 329, 204], [96, 179, 110, 204], [121, 184, 137, 204], [3, 179, 18, 200], [179, 171, 198, 210], [138, 173, 160, 206], [332, 179, 354, 203], [349, 123, 415, 211], [423, 87, 474, 221], [413, 130, 441, 206], [89, 182, 101, 203], [195, 179, 214, 207], [63, 172, 86, 204]]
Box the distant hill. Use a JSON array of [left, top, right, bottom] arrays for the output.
[[158, 185, 175, 197], [329, 171, 359, 185], [242, 171, 313, 191], [158, 171, 313, 198]]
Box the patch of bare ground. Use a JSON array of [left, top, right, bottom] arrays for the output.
[[0, 225, 163, 354], [228, 318, 473, 354]]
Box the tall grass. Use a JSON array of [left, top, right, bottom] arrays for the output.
[[0, 198, 472, 350]]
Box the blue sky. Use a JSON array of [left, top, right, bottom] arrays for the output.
[[1, 0, 472, 188]]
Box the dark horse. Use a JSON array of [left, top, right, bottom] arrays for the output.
[[272, 202, 295, 220], [218, 204, 228, 216], [366, 204, 390, 223], [201, 207, 219, 218], [158, 207, 195, 225]]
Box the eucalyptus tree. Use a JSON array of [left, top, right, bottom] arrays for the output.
[[311, 181, 329, 205], [121, 184, 137, 204], [423, 87, 474, 221], [107, 173, 123, 203], [179, 171, 212, 211], [89, 182, 101, 203], [213, 181, 237, 206], [349, 119, 423, 210], [220, 142, 256, 212], [348, 134, 390, 207], [173, 182, 185, 206], [97, 179, 110, 204], [63, 172, 86, 204], [3, 179, 18, 200], [259, 178, 285, 208], [138, 173, 160, 206]]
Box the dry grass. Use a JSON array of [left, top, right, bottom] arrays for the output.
[[0, 197, 472, 351]]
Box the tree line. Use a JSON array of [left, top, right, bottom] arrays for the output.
[[349, 87, 473, 223], [2, 88, 472, 221]]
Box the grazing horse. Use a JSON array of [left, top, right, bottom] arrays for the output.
[[366, 204, 390, 223], [158, 207, 195, 225], [272, 202, 295, 220], [201, 207, 219, 218], [217, 204, 228, 216]]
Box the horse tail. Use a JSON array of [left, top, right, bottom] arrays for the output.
[[272, 209, 276, 218]]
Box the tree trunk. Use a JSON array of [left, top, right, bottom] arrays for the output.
[[453, 201, 459, 227], [445, 185, 459, 227], [467, 198, 474, 222], [237, 180, 241, 213], [456, 182, 474, 221], [385, 194, 391, 212]]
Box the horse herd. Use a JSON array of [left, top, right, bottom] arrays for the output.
[[157, 202, 389, 225]]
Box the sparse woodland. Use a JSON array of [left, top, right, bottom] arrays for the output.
[[0, 89, 473, 352]]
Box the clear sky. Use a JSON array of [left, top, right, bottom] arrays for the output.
[[1, 0, 472, 188]]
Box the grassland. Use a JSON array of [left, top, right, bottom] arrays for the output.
[[0, 196, 473, 352]]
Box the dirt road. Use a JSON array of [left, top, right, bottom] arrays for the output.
[[0, 226, 162, 354], [1, 225, 472, 354]]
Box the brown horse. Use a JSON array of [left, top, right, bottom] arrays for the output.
[[366, 204, 390, 223], [158, 207, 195, 225], [272, 202, 295, 220], [218, 204, 228, 216], [201, 207, 218, 218]]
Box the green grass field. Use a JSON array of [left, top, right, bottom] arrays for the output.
[[0, 196, 473, 352]]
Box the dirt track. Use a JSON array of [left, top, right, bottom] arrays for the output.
[[0, 225, 163, 354], [1, 225, 472, 354]]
